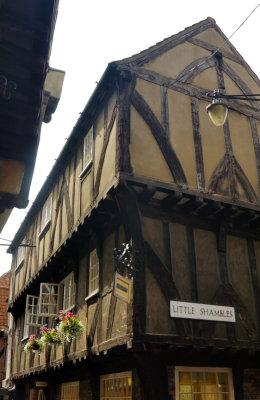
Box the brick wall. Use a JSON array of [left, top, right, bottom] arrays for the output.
[[0, 271, 10, 387]]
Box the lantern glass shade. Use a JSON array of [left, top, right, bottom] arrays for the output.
[[206, 101, 228, 126]]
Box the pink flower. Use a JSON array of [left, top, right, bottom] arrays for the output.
[[66, 312, 73, 317], [28, 334, 35, 342], [59, 310, 63, 314]]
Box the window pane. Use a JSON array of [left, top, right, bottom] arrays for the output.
[[41, 194, 52, 231], [180, 395, 192, 400], [60, 273, 75, 312], [83, 130, 93, 168], [194, 395, 204, 400], [89, 249, 99, 295], [39, 283, 59, 315], [192, 372, 204, 393], [218, 373, 229, 392], [205, 373, 217, 394]]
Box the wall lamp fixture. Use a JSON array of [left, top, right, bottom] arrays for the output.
[[206, 90, 260, 127]]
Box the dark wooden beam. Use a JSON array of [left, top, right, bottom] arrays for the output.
[[138, 185, 156, 204], [181, 197, 203, 214], [197, 200, 222, 216], [234, 210, 256, 225], [161, 192, 182, 209]]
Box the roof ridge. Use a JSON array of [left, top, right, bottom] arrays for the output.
[[114, 17, 216, 66]]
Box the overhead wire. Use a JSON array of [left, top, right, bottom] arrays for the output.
[[175, 4, 260, 85]]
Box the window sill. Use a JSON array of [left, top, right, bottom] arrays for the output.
[[62, 304, 75, 314], [38, 220, 51, 239], [85, 289, 99, 303], [79, 161, 93, 180]]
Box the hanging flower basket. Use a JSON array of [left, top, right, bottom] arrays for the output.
[[57, 311, 84, 342], [40, 326, 63, 345], [24, 334, 43, 353]]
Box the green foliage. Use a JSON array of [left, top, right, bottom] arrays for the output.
[[57, 311, 84, 342], [24, 335, 43, 353]]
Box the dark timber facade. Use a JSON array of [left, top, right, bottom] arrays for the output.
[[5, 18, 260, 400]]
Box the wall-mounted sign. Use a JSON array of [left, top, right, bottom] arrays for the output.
[[114, 273, 132, 304], [35, 382, 48, 387], [170, 300, 235, 322]]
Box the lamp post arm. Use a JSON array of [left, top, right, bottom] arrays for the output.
[[206, 92, 260, 101]]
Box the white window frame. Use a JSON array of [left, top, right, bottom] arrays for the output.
[[60, 272, 75, 313], [175, 366, 234, 400], [40, 193, 52, 233], [61, 381, 79, 400], [100, 371, 132, 400], [88, 249, 99, 297], [80, 128, 93, 176], [23, 295, 46, 339], [38, 283, 60, 316]]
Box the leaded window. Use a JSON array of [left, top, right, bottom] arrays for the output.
[[175, 367, 234, 400], [100, 372, 132, 400]]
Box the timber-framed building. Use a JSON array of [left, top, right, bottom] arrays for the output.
[[4, 17, 260, 400]]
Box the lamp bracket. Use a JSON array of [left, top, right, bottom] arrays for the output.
[[206, 91, 260, 101]]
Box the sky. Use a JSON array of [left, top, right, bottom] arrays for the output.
[[1, 0, 260, 274]]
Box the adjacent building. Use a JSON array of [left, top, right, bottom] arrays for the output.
[[4, 17, 260, 400], [0, 0, 64, 232], [0, 272, 10, 400]]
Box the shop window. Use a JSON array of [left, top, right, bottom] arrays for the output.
[[88, 249, 99, 296], [175, 367, 234, 400], [100, 372, 132, 400], [60, 272, 75, 312], [40, 194, 52, 233], [61, 381, 79, 400]]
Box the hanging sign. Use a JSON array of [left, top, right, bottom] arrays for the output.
[[170, 300, 235, 322], [35, 382, 48, 387], [114, 273, 132, 304]]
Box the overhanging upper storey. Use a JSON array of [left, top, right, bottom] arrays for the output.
[[114, 17, 260, 208]]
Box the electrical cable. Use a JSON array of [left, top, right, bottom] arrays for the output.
[[175, 4, 260, 85]]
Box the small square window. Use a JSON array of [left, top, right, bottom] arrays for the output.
[[40, 194, 52, 233], [88, 249, 99, 296]]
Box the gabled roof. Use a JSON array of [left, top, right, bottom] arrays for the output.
[[8, 17, 260, 252], [114, 16, 259, 86]]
